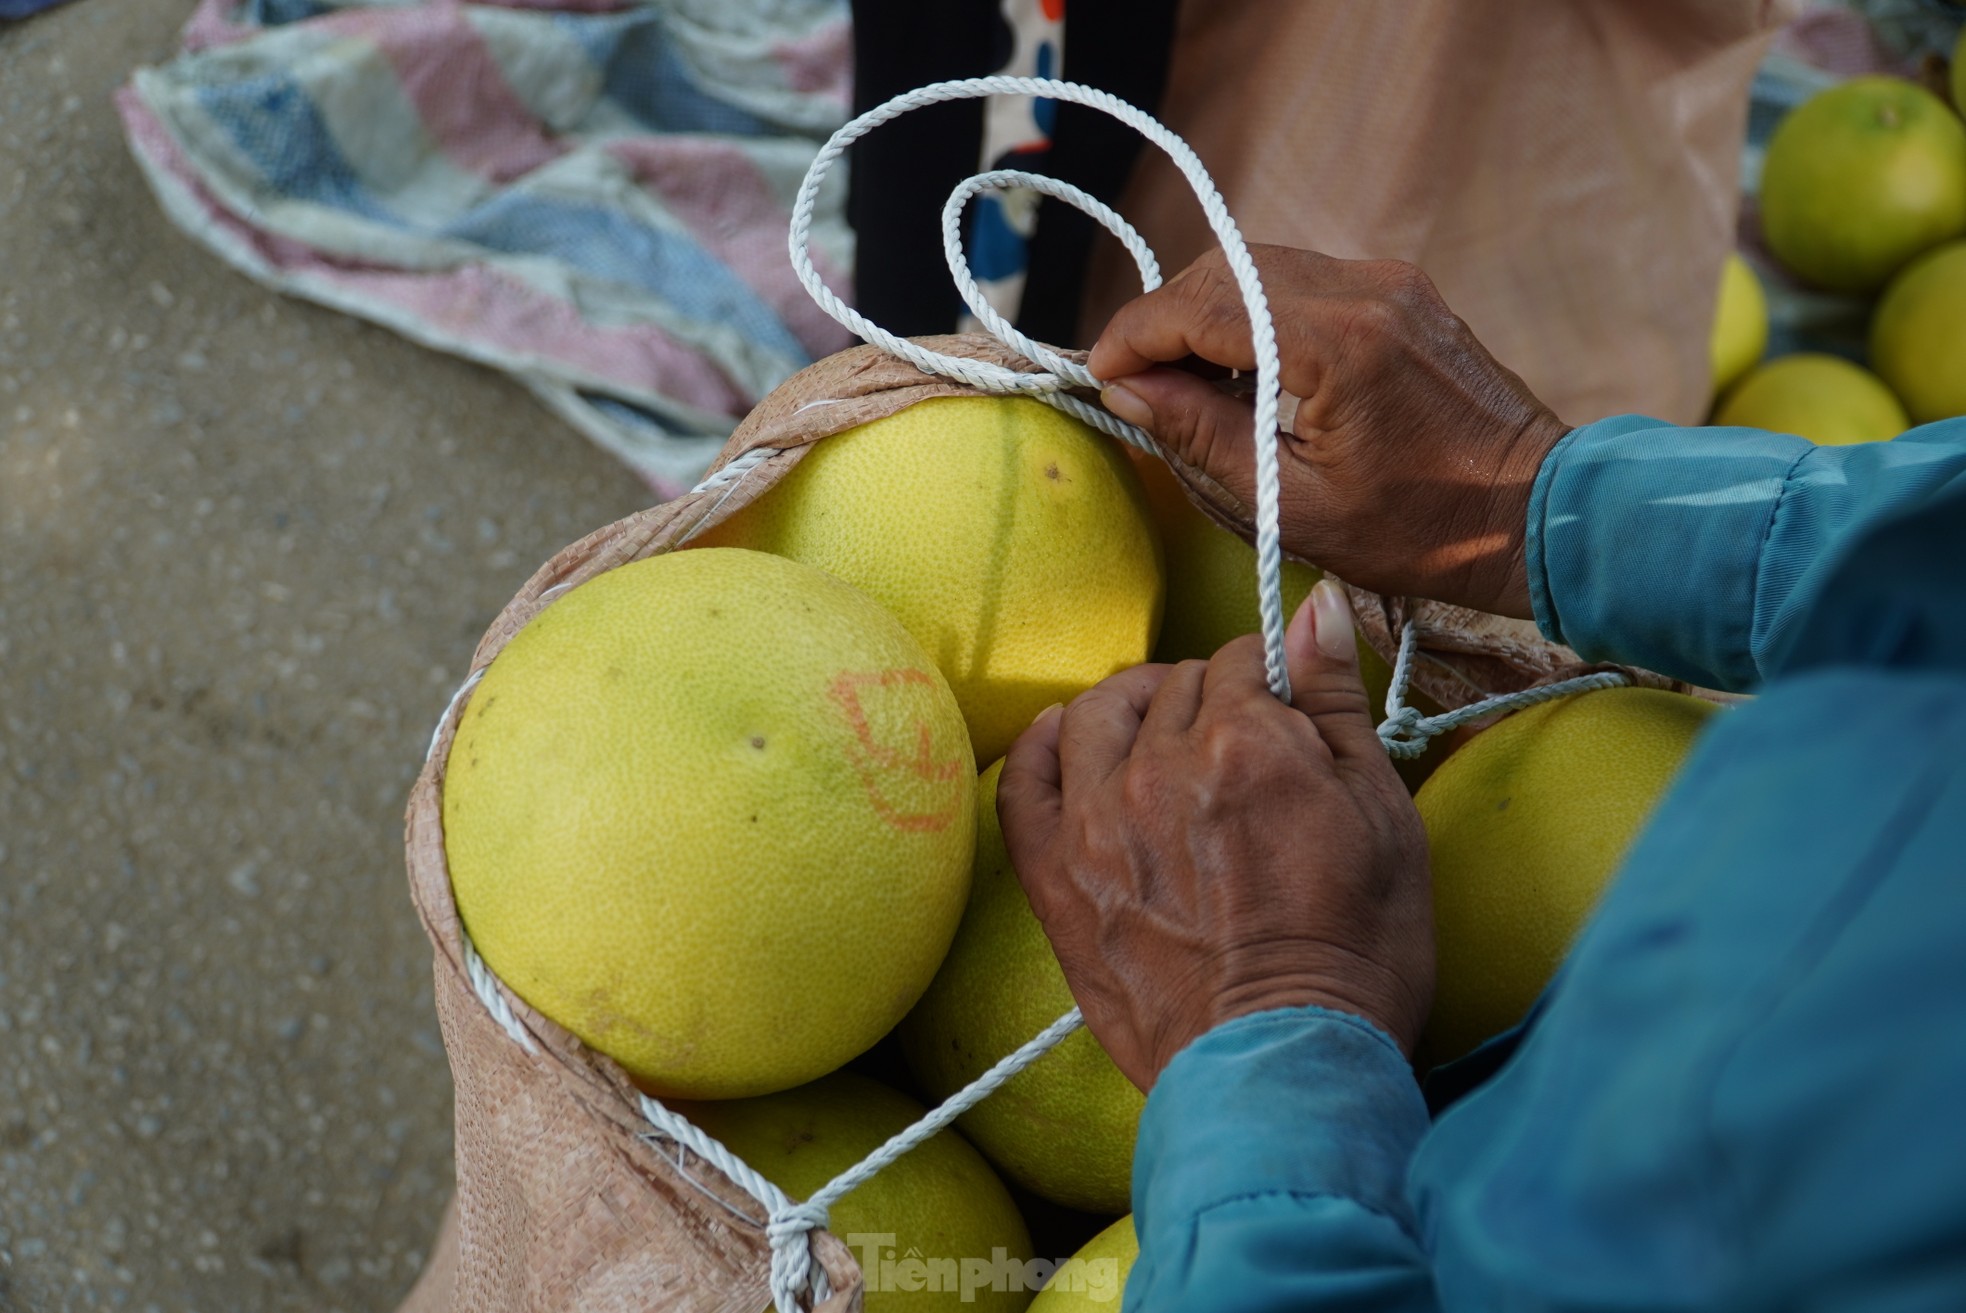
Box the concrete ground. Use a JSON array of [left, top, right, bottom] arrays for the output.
[[1, 3, 651, 1308]]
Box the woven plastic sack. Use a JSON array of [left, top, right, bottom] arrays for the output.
[[398, 330, 1692, 1312]]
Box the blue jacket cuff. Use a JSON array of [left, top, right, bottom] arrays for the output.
[[1525, 423, 1586, 649], [1133, 1006, 1431, 1245], [1526, 414, 1811, 690]]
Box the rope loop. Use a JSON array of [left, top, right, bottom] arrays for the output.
[[939, 167, 1164, 392], [1375, 705, 1430, 760], [1372, 619, 1634, 758], [765, 1201, 831, 1249], [789, 75, 1293, 703], [765, 1202, 833, 1311]]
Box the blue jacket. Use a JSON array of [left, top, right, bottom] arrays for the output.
[[1128, 416, 1966, 1312]]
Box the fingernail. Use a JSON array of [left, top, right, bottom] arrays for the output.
[[1310, 579, 1357, 662], [1286, 584, 1317, 656], [1100, 382, 1152, 427], [1031, 702, 1063, 726]]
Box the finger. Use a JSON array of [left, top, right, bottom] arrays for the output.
[[998, 704, 1064, 890], [1090, 246, 1351, 397], [1199, 631, 1276, 707], [1090, 259, 1257, 382], [1058, 664, 1170, 793], [1188, 633, 1329, 771], [1136, 658, 1208, 749], [1285, 579, 1386, 765], [1100, 369, 1262, 509]]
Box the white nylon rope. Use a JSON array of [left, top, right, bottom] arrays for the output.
[[788, 76, 1294, 703], [634, 1008, 1085, 1310], [430, 76, 1632, 1313], [1375, 618, 1631, 759], [939, 168, 1163, 391]]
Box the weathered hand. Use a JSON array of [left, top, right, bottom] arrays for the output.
[[1090, 245, 1569, 620], [997, 581, 1434, 1090]]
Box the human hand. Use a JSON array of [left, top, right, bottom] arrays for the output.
[[1089, 245, 1569, 620], [997, 581, 1433, 1089]]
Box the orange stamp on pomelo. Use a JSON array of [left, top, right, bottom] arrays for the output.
[[828, 668, 970, 832]]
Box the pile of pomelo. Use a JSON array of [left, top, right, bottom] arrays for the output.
[[441, 387, 1724, 1307], [1709, 46, 1966, 440]]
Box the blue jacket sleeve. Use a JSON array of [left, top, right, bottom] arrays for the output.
[[1125, 1007, 1437, 1313], [1526, 416, 1966, 691]]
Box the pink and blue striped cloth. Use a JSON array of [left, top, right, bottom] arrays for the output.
[[118, 0, 856, 495]]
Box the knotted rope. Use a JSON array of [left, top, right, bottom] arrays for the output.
[[1375, 621, 1632, 759], [434, 76, 1630, 1313], [635, 1008, 1086, 1309]]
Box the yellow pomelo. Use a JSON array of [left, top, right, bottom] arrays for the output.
[[1128, 455, 1461, 786], [678, 1071, 1034, 1313], [1709, 253, 1768, 397], [1871, 238, 1966, 424], [444, 548, 976, 1099], [1029, 1216, 1137, 1312], [700, 396, 1163, 764], [1955, 28, 1966, 123], [1136, 454, 1321, 663], [1713, 353, 1908, 444], [1760, 76, 1966, 292], [899, 761, 1143, 1214], [1416, 687, 1718, 1063], [1132, 453, 1402, 728]]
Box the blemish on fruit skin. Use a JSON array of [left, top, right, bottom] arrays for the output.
[[1496, 797, 1511, 812], [827, 669, 967, 832], [750, 735, 767, 750], [1044, 462, 1062, 482]]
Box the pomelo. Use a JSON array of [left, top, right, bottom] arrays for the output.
[[699, 396, 1163, 764], [1135, 453, 1322, 665], [1709, 253, 1768, 398], [898, 761, 1143, 1214], [1759, 76, 1966, 292], [677, 1071, 1034, 1313], [1955, 27, 1965, 123], [1870, 238, 1966, 424], [1131, 453, 1411, 747], [444, 547, 976, 1099], [1416, 687, 1717, 1063], [1713, 353, 1908, 444], [1029, 1215, 1136, 1312]]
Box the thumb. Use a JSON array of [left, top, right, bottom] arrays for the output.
[[1285, 579, 1384, 765], [1100, 368, 1260, 509]]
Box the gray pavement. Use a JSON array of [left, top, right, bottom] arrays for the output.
[[1, 3, 651, 1308]]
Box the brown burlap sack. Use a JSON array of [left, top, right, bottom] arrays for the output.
[[1078, 0, 1797, 429], [399, 335, 1677, 1313]]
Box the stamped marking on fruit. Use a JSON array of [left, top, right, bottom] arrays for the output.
[[828, 669, 967, 832]]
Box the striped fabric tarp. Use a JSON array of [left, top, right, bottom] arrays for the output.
[[117, 0, 857, 496]]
